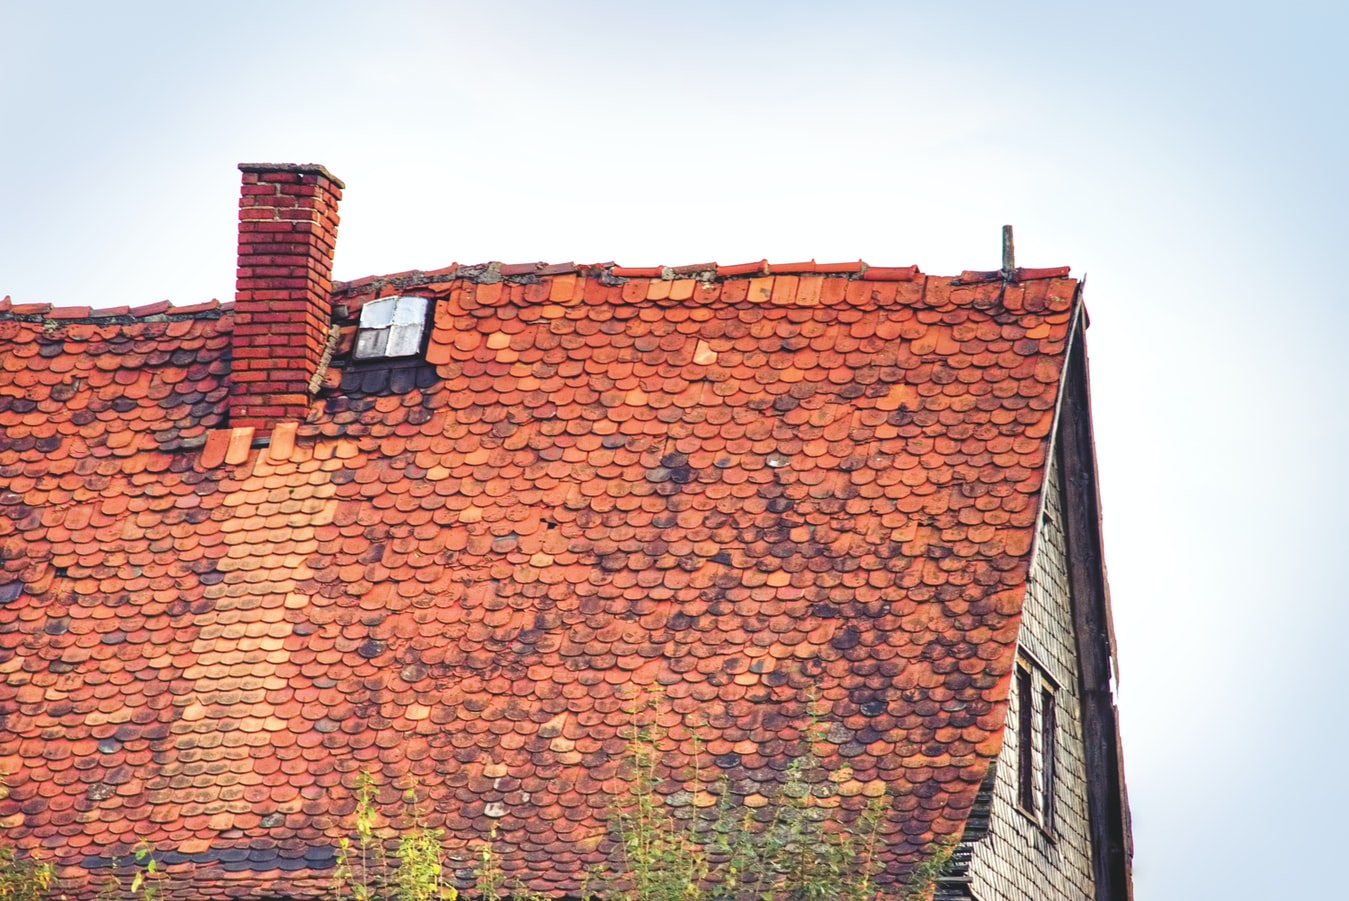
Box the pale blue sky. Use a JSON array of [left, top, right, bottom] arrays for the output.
[[3, 2, 1346, 897]]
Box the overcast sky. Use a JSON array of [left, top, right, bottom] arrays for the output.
[[3, 1, 1346, 897]]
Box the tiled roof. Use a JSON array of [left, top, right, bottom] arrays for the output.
[[0, 262, 1078, 899]]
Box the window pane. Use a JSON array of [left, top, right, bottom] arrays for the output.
[[386, 322, 425, 357], [1041, 687, 1057, 832], [393, 296, 428, 324], [1017, 666, 1035, 814], [359, 298, 396, 328], [354, 328, 389, 359]]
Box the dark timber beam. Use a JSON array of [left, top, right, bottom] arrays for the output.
[[1057, 299, 1134, 901]]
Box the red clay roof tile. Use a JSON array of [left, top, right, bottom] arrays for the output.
[[130, 300, 171, 316], [0, 262, 1079, 901]]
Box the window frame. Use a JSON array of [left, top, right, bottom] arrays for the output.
[[1013, 650, 1061, 839], [1016, 661, 1036, 815], [1041, 681, 1058, 834], [351, 295, 433, 362]]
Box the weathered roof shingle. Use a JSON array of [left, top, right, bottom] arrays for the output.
[[0, 261, 1078, 899]]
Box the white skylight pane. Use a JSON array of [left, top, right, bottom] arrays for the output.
[[354, 328, 389, 359], [393, 296, 427, 324], [359, 297, 396, 328], [354, 296, 429, 361], [385, 322, 424, 356]]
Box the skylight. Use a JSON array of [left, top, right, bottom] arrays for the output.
[[353, 296, 429, 360]]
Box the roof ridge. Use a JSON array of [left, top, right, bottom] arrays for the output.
[[954, 266, 1073, 285], [0, 264, 1072, 324], [0, 297, 232, 325], [331, 260, 925, 296], [331, 260, 1071, 296]]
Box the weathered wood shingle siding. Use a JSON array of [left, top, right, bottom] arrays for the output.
[[965, 453, 1097, 901]]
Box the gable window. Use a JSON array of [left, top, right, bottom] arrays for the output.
[[353, 295, 429, 360], [1016, 662, 1035, 813], [1015, 652, 1059, 835]]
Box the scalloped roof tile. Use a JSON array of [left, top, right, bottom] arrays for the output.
[[0, 261, 1080, 900]]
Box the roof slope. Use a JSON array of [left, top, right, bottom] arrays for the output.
[[0, 264, 1077, 899]]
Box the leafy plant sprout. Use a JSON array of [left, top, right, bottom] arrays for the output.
[[0, 722, 955, 901]]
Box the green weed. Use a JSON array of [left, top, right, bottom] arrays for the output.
[[593, 703, 894, 901], [94, 842, 163, 901], [331, 772, 456, 901], [898, 838, 957, 901], [0, 846, 52, 901]]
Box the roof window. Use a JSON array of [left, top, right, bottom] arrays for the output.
[[353, 296, 429, 360]]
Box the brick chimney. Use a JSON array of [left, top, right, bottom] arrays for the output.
[[231, 162, 344, 430]]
